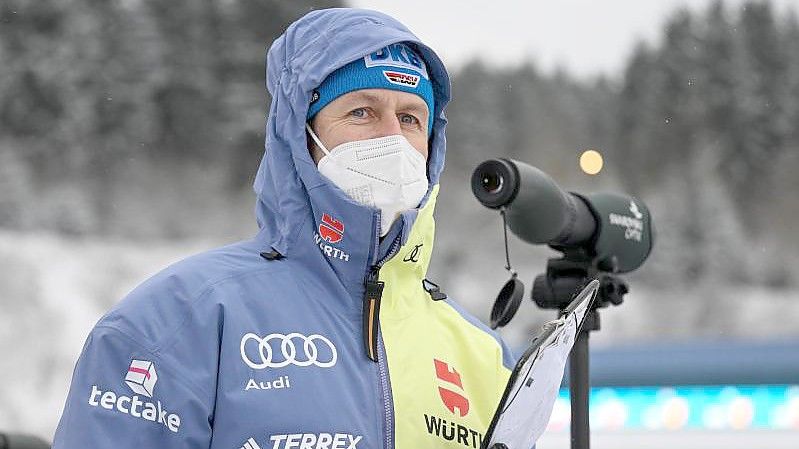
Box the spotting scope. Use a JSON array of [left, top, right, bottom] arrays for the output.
[[471, 158, 653, 273]]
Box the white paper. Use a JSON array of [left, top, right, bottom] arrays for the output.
[[485, 281, 597, 449]]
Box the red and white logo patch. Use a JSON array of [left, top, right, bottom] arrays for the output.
[[434, 359, 470, 417], [318, 213, 344, 244], [383, 70, 420, 88], [125, 359, 158, 398]]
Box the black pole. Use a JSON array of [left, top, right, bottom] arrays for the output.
[[533, 262, 623, 449], [569, 312, 594, 449]]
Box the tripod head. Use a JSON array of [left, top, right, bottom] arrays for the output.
[[532, 248, 628, 332]]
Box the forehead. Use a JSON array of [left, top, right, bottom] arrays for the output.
[[326, 89, 428, 113]]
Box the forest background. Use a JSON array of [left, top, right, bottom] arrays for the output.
[[1, 0, 798, 438]]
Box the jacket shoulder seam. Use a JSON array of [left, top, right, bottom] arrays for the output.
[[437, 298, 515, 371], [438, 300, 502, 349], [152, 265, 290, 355], [93, 323, 213, 404]]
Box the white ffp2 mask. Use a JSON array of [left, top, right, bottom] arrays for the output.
[[306, 124, 429, 236]]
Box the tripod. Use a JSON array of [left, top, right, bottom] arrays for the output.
[[532, 250, 628, 449]]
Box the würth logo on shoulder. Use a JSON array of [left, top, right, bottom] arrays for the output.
[[318, 213, 344, 243], [313, 213, 350, 261], [434, 359, 470, 417], [423, 359, 483, 448]]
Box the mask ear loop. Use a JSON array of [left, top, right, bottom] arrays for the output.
[[306, 123, 331, 156], [490, 206, 525, 329]]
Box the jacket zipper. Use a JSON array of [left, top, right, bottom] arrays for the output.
[[376, 327, 394, 449], [362, 234, 402, 361], [363, 222, 403, 449], [362, 266, 384, 362]]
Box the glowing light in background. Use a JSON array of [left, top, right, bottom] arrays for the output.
[[579, 150, 604, 175], [548, 385, 799, 431], [772, 386, 799, 429], [593, 389, 629, 430]]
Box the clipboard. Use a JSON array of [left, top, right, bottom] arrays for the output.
[[482, 279, 600, 449]]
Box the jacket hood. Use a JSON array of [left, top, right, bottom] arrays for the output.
[[252, 8, 451, 275]]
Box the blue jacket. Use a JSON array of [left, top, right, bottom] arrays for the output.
[[53, 8, 516, 449]]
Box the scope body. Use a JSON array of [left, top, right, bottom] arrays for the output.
[[471, 158, 653, 273]]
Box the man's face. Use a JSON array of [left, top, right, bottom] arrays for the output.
[[308, 88, 430, 164]]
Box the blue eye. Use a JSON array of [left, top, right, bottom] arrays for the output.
[[399, 113, 419, 125], [350, 108, 367, 118]]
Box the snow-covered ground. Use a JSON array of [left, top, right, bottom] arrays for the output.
[[1, 230, 797, 441]]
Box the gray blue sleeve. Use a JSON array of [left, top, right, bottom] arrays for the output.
[[52, 325, 213, 449]]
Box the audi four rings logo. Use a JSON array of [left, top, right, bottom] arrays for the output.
[[240, 332, 338, 370]]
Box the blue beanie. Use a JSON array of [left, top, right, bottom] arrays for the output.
[[308, 42, 435, 134]]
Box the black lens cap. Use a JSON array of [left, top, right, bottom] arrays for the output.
[[490, 276, 524, 329]]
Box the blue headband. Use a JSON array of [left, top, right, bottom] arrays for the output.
[[308, 42, 435, 135]]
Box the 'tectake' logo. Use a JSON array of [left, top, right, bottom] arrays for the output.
[[383, 70, 420, 88], [434, 359, 470, 417], [318, 213, 344, 244], [125, 359, 158, 397], [87, 359, 181, 433]]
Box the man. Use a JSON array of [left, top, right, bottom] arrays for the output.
[[53, 8, 516, 449]]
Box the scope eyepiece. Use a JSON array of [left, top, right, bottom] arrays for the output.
[[470, 159, 520, 209]]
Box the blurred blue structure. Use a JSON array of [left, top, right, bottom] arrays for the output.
[[538, 339, 799, 432], [583, 339, 799, 386]]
